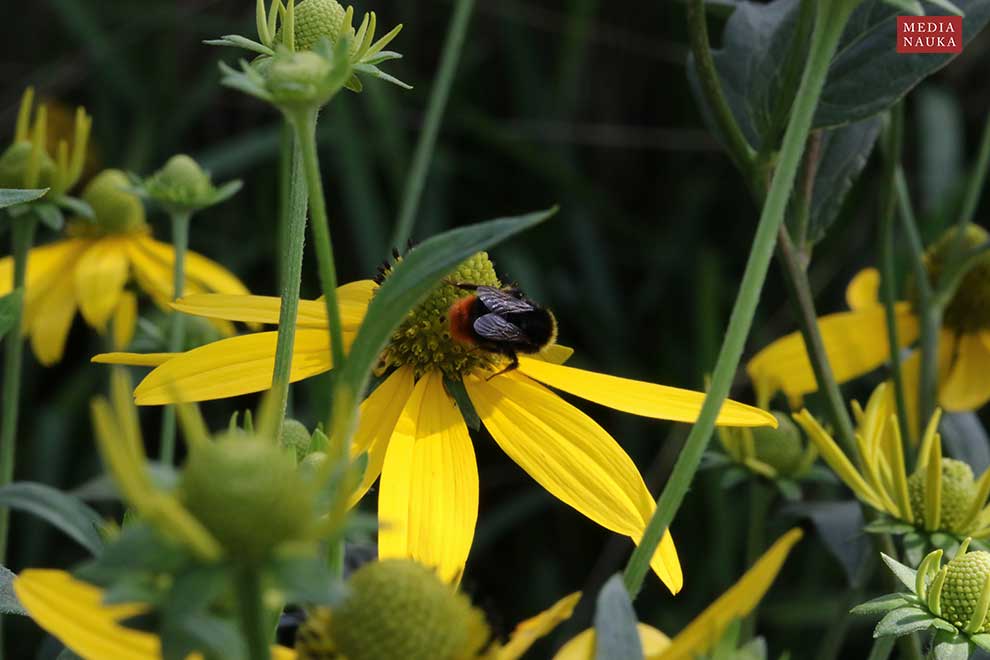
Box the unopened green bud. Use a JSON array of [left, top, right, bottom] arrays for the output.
[[908, 458, 977, 533], [919, 225, 990, 332], [266, 50, 335, 108], [309, 559, 489, 660], [941, 550, 990, 631], [84, 169, 146, 234], [277, 0, 347, 51], [180, 436, 316, 564], [752, 412, 805, 476], [281, 419, 312, 462], [0, 141, 55, 189], [146, 154, 213, 207]]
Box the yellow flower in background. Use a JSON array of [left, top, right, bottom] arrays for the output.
[[96, 252, 776, 593], [0, 168, 251, 365], [554, 528, 803, 660], [748, 225, 990, 414], [795, 383, 990, 539], [13, 570, 295, 660]]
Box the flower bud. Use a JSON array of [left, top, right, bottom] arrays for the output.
[[281, 419, 312, 462], [920, 224, 990, 332], [179, 436, 316, 564], [941, 550, 990, 631], [0, 141, 56, 190], [84, 169, 146, 234], [751, 412, 805, 476], [265, 50, 335, 108], [145, 154, 214, 209], [299, 559, 489, 660], [908, 458, 977, 533], [277, 0, 347, 51]]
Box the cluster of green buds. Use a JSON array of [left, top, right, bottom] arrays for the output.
[[0, 88, 93, 229], [129, 154, 242, 216], [854, 540, 990, 657], [712, 411, 818, 499], [211, 0, 407, 114]]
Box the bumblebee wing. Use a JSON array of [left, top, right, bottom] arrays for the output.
[[475, 286, 535, 314], [473, 313, 528, 344]]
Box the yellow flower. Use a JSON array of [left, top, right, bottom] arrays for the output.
[[0, 169, 251, 365], [749, 226, 990, 414], [794, 383, 990, 538], [554, 528, 803, 660], [95, 253, 775, 594], [13, 569, 295, 660]]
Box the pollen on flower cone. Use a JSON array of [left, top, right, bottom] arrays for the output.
[[907, 458, 977, 533], [318, 559, 490, 660], [942, 550, 990, 631]]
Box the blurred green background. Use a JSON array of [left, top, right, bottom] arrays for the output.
[[4, 1, 990, 657]]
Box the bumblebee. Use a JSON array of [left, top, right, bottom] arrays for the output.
[[447, 283, 557, 373]]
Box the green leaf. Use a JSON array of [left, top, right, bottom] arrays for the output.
[[334, 207, 555, 405], [883, 0, 926, 12], [444, 376, 480, 431], [0, 566, 27, 616], [970, 633, 990, 651], [593, 574, 642, 660], [881, 553, 919, 592], [864, 518, 917, 535], [55, 194, 94, 220], [0, 188, 47, 209], [931, 631, 971, 660], [784, 501, 869, 586], [874, 605, 938, 638], [0, 289, 23, 342], [33, 202, 65, 231], [0, 482, 104, 555], [851, 593, 917, 616], [940, 413, 990, 475], [904, 531, 928, 567]]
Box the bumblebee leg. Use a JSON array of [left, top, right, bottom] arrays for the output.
[[486, 351, 519, 380]]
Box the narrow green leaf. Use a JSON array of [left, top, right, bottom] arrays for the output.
[[0, 289, 24, 342], [881, 553, 919, 592], [0, 188, 47, 209], [970, 633, 990, 651], [874, 606, 937, 638], [0, 566, 27, 615], [931, 632, 970, 660], [335, 207, 555, 403], [851, 593, 917, 616], [0, 482, 105, 555], [883, 0, 926, 12], [444, 376, 480, 431], [34, 202, 65, 231], [593, 574, 642, 660]]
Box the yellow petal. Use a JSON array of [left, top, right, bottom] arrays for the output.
[[516, 358, 775, 428], [939, 332, 990, 412], [93, 352, 178, 367], [12, 239, 88, 330], [113, 291, 138, 350], [497, 592, 581, 660], [536, 343, 574, 365], [348, 366, 415, 507], [658, 528, 803, 660], [466, 372, 682, 594], [14, 569, 297, 660], [136, 236, 250, 296], [133, 330, 337, 405], [793, 410, 883, 510], [173, 282, 373, 330], [746, 304, 919, 404], [846, 268, 880, 311], [29, 273, 77, 365], [554, 624, 671, 660], [378, 371, 478, 584], [74, 237, 130, 330]]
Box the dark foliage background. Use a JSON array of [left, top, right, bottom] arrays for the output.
[[3, 1, 990, 657]]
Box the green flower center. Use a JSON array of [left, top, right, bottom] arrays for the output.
[[908, 458, 977, 534], [0, 141, 55, 190], [277, 0, 347, 51], [378, 252, 504, 379], [74, 169, 147, 236], [295, 559, 489, 660], [942, 550, 990, 631], [751, 412, 805, 476], [919, 224, 990, 332]]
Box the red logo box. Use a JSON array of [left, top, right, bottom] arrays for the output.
[[897, 15, 963, 53]]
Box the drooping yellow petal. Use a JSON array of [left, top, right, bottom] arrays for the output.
[[378, 371, 478, 584], [516, 358, 775, 428], [793, 411, 884, 511], [925, 434, 943, 531], [74, 237, 130, 330], [14, 570, 296, 660], [136, 236, 250, 296], [536, 343, 574, 365], [846, 268, 880, 311], [746, 304, 919, 405], [113, 291, 138, 350], [497, 592, 581, 660], [93, 352, 178, 367], [133, 330, 338, 405], [466, 372, 682, 594], [939, 332, 990, 412], [882, 415, 913, 522], [657, 528, 803, 660], [172, 282, 374, 330], [554, 624, 671, 660], [348, 366, 415, 506], [29, 273, 77, 365], [4, 239, 89, 330]]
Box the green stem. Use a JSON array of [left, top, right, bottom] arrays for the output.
[[895, 168, 939, 430], [291, 109, 346, 425], [957, 110, 990, 236], [159, 211, 191, 464], [235, 568, 271, 660], [879, 105, 913, 449], [391, 0, 476, 248], [271, 132, 308, 440], [877, 533, 925, 660], [777, 227, 859, 459], [865, 636, 896, 660], [622, 0, 857, 598], [685, 0, 756, 182], [740, 479, 772, 641], [0, 215, 36, 565]]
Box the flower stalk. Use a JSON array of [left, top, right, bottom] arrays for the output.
[[623, 0, 859, 598], [235, 567, 271, 660], [0, 214, 37, 564], [159, 210, 191, 464]]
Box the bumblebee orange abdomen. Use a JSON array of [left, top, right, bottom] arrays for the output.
[[448, 295, 479, 345]]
